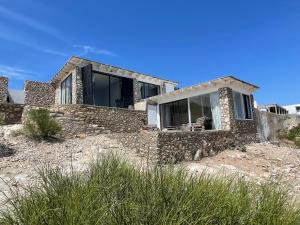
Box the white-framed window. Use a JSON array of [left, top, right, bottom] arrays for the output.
[[233, 91, 253, 120]]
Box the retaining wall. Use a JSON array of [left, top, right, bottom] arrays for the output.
[[256, 110, 300, 142], [22, 104, 147, 138], [0, 103, 24, 124]]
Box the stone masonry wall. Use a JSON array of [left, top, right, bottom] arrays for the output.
[[0, 103, 24, 124], [157, 131, 235, 163], [24, 81, 55, 105], [23, 104, 147, 138], [0, 77, 8, 104], [219, 87, 258, 143]]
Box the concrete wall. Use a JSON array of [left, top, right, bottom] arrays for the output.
[[0, 77, 8, 104], [24, 81, 55, 105], [256, 109, 300, 142], [0, 103, 24, 124]]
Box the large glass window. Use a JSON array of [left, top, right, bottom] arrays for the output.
[[139, 82, 160, 99], [61, 75, 72, 104], [233, 91, 253, 120], [160, 99, 189, 128], [93, 72, 134, 108], [190, 94, 212, 123]]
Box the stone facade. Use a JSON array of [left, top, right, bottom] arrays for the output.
[[24, 81, 55, 105], [108, 131, 159, 160], [22, 104, 147, 138], [219, 87, 258, 143], [219, 87, 234, 130], [0, 77, 8, 104], [157, 131, 235, 163], [133, 78, 141, 103], [0, 103, 24, 124]]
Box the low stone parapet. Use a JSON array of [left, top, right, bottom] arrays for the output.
[[157, 130, 236, 163], [0, 103, 24, 124], [22, 104, 147, 138]]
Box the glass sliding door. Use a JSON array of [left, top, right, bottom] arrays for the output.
[[110, 76, 122, 107], [92, 72, 134, 108], [93, 73, 110, 107], [160, 99, 189, 128], [189, 94, 212, 123]]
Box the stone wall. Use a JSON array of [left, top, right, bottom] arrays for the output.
[[0, 103, 24, 124], [0, 77, 8, 104], [23, 104, 147, 138], [24, 81, 55, 105], [256, 110, 300, 142], [219, 87, 258, 143], [157, 131, 235, 163], [108, 131, 159, 160]]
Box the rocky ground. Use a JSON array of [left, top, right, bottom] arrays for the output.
[[1, 125, 300, 210]]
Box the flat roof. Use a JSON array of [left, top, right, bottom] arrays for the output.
[[147, 76, 259, 103], [50, 56, 178, 85]]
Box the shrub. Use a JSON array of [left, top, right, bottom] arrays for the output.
[[287, 124, 300, 147], [0, 112, 5, 125], [0, 154, 299, 225], [287, 124, 300, 140], [23, 108, 62, 139]]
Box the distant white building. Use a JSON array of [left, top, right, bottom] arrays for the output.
[[283, 104, 300, 115]]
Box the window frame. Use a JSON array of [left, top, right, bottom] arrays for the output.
[[139, 81, 160, 99], [92, 71, 134, 108], [60, 74, 72, 104], [233, 91, 253, 120]]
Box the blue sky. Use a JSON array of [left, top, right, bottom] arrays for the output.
[[0, 0, 299, 105]]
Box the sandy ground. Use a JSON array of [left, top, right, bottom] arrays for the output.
[[1, 125, 300, 209]]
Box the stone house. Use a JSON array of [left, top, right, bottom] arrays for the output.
[[0, 56, 260, 161], [23, 56, 178, 107]]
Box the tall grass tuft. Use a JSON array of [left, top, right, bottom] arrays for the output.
[[1, 154, 299, 225]]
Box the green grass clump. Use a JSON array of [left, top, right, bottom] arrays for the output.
[[287, 124, 300, 147], [23, 108, 62, 139], [0, 154, 299, 225]]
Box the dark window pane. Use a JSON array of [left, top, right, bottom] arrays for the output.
[[121, 78, 133, 108], [139, 82, 160, 99], [93, 73, 109, 107], [243, 94, 252, 119], [161, 99, 188, 128], [190, 94, 212, 123], [61, 75, 72, 104], [92, 72, 134, 108], [110, 76, 122, 107]]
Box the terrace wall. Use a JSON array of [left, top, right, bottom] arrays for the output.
[[0, 103, 24, 124], [22, 104, 147, 138]]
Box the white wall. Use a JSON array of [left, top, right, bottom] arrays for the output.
[[284, 104, 300, 115]]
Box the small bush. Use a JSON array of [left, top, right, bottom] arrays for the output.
[[0, 154, 299, 225], [287, 124, 300, 147], [23, 108, 62, 139], [0, 112, 5, 125]]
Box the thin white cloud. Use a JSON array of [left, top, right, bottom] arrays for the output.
[[0, 6, 65, 41], [0, 65, 38, 80], [42, 49, 67, 57], [73, 45, 116, 57], [0, 23, 67, 57]]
